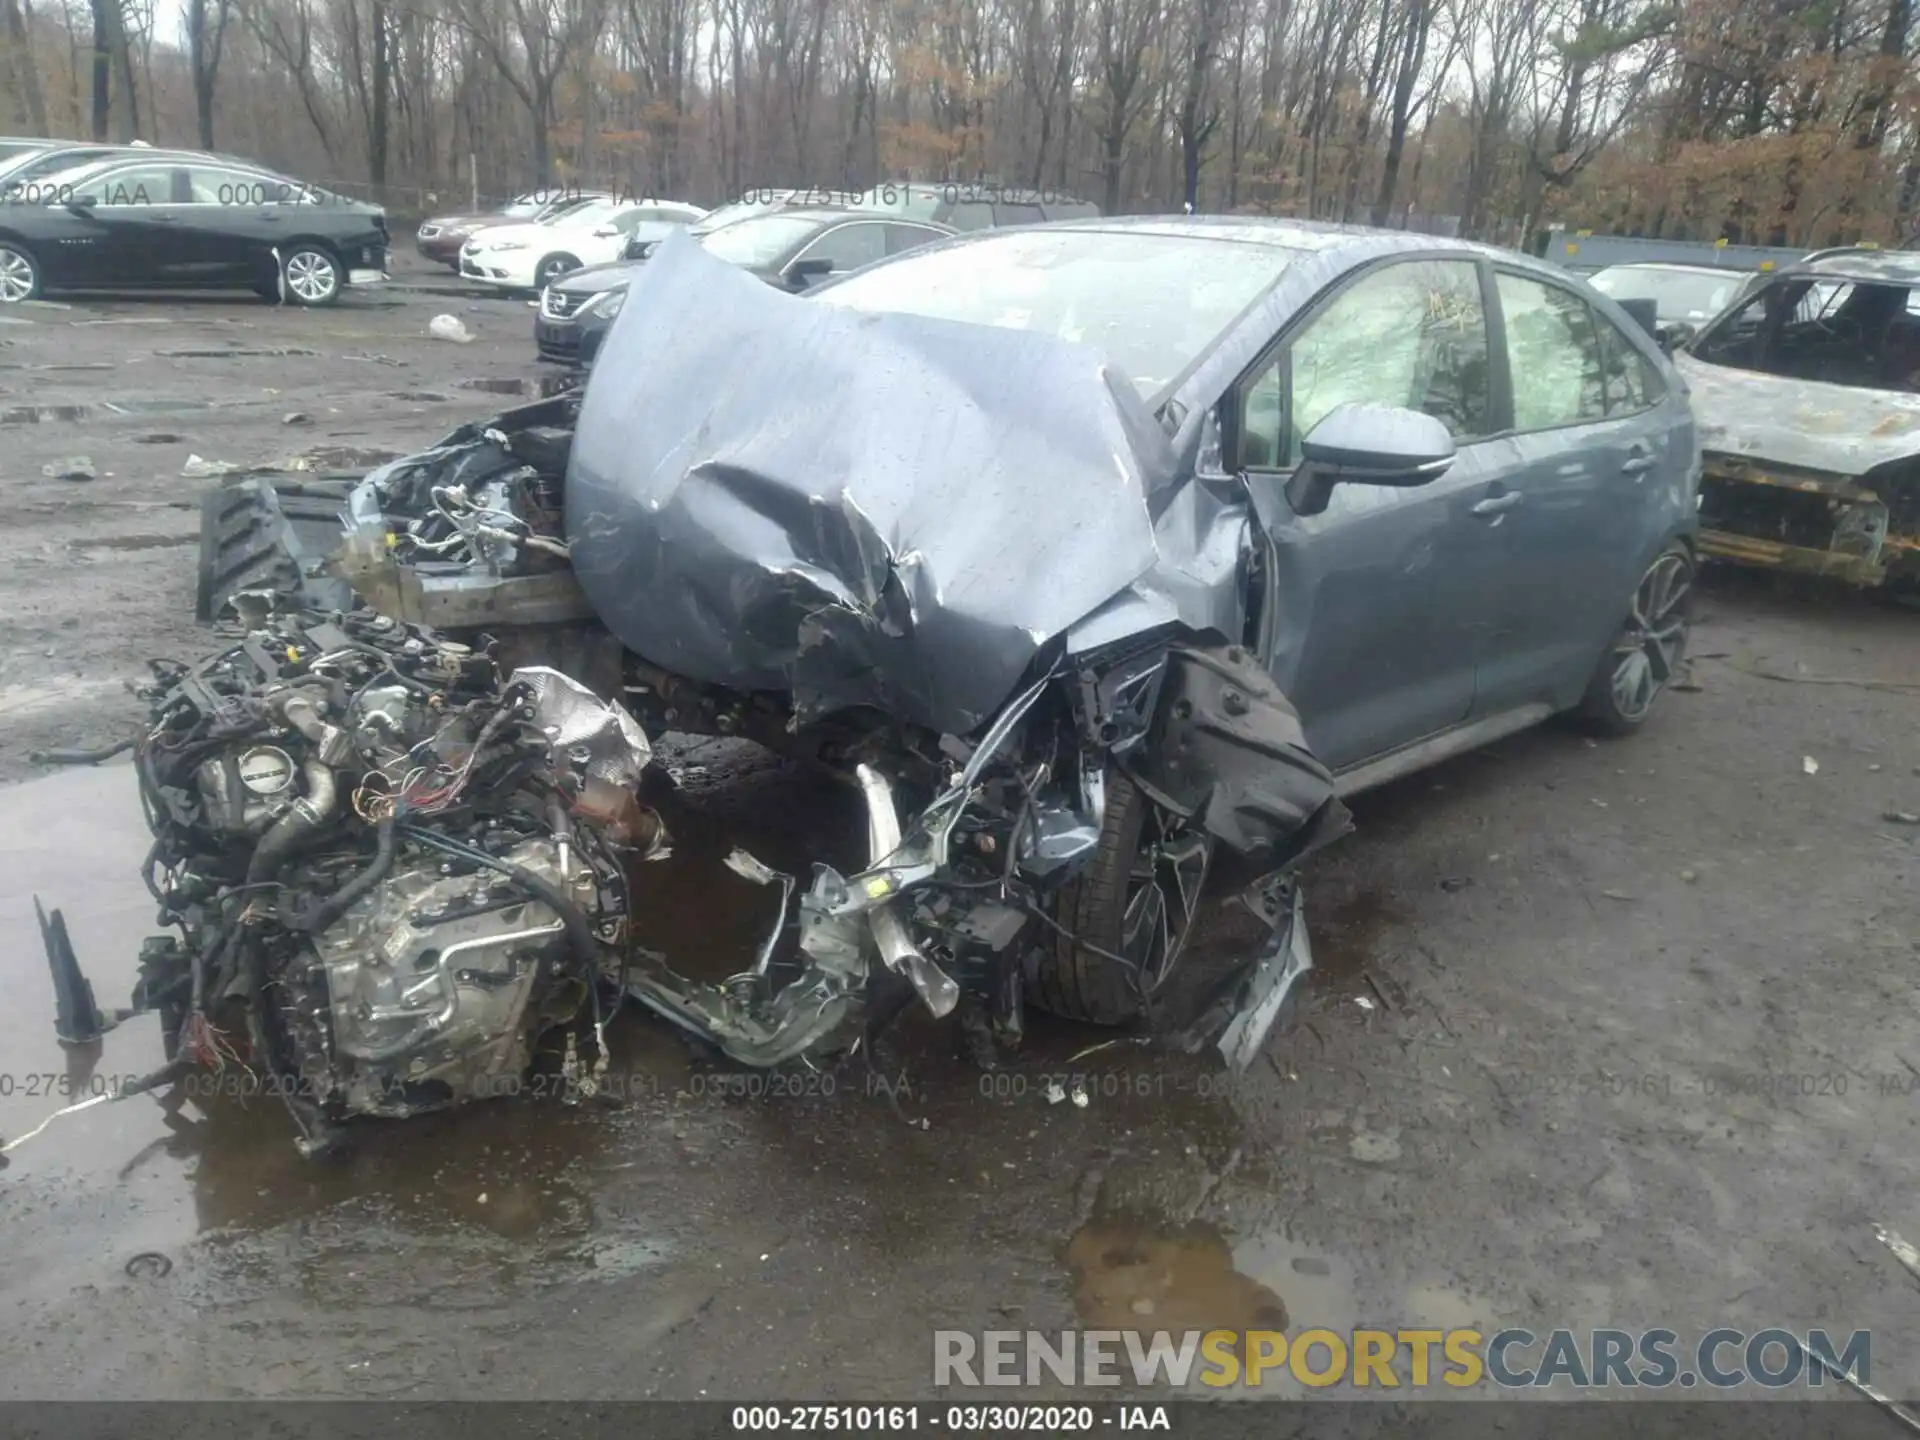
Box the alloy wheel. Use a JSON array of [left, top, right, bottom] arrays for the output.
[[1121, 804, 1212, 994], [1610, 550, 1691, 722], [285, 250, 338, 303], [0, 247, 35, 302], [537, 256, 573, 287]]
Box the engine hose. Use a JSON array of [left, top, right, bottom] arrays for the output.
[[270, 690, 351, 767], [398, 824, 604, 972], [30, 736, 137, 765], [281, 815, 397, 934], [246, 760, 338, 885]]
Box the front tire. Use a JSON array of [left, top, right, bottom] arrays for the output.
[[534, 252, 580, 289], [279, 244, 341, 306], [1030, 768, 1213, 1025], [0, 241, 41, 302], [1577, 541, 1693, 736]]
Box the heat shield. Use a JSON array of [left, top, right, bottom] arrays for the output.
[[564, 231, 1179, 736]]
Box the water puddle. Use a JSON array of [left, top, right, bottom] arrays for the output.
[[1062, 1215, 1366, 1394], [457, 376, 579, 398], [1066, 1217, 1290, 1332]]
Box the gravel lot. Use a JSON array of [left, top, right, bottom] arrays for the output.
[[0, 261, 1916, 1412]]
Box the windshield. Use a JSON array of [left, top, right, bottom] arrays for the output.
[[812, 228, 1302, 395], [699, 213, 831, 268], [547, 197, 619, 227], [1590, 267, 1742, 324]]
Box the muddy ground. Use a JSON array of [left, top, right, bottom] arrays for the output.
[[0, 260, 1917, 1409]]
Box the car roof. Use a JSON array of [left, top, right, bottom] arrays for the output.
[[1592, 261, 1752, 277], [34, 148, 279, 178], [736, 204, 952, 226], [1773, 247, 1920, 286], [955, 212, 1539, 262], [869, 182, 1096, 204]]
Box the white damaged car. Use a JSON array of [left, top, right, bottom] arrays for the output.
[[459, 197, 706, 291]]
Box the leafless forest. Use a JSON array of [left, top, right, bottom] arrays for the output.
[[0, 0, 1914, 241]]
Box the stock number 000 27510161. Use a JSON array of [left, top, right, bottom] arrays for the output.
[[731, 1406, 1107, 1431]]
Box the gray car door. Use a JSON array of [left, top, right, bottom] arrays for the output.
[[1232, 255, 1526, 772], [1470, 269, 1681, 714]]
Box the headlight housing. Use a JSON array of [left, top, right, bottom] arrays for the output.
[[587, 287, 628, 318]]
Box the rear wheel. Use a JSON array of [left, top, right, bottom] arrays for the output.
[[1577, 541, 1693, 735], [0, 242, 40, 302], [1030, 768, 1213, 1025]]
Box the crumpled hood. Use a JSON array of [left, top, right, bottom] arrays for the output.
[[564, 230, 1178, 736], [1676, 352, 1920, 476]]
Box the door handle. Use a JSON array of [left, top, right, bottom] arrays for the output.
[[1621, 446, 1656, 475], [151, 214, 180, 224], [1470, 490, 1524, 518]]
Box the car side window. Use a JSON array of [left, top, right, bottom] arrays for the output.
[[792, 221, 888, 273], [1593, 313, 1665, 414], [1499, 273, 1608, 429], [946, 201, 995, 231], [882, 222, 946, 257], [994, 203, 1045, 226], [1238, 258, 1491, 471], [183, 166, 282, 204], [75, 165, 177, 205]]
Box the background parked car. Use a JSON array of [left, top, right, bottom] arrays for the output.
[[855, 181, 1099, 229], [0, 154, 389, 305], [460, 198, 705, 290], [535, 205, 953, 364], [1674, 246, 1920, 595], [415, 189, 609, 270], [1587, 261, 1754, 332]]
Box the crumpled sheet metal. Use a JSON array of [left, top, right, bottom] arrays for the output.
[[564, 229, 1179, 736], [510, 665, 651, 785], [1675, 352, 1920, 477]]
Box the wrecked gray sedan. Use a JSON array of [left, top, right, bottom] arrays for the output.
[[98, 218, 1699, 1142]]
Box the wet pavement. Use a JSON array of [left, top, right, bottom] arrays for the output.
[[0, 266, 1918, 1404]]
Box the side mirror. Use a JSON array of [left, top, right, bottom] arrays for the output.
[[621, 237, 654, 261], [1657, 320, 1697, 355], [1615, 297, 1659, 339], [1285, 403, 1455, 518], [783, 257, 834, 290], [66, 195, 97, 215]]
